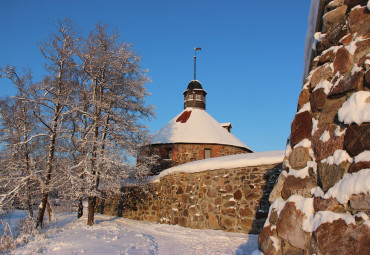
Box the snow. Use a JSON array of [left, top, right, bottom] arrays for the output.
[[312, 118, 319, 135], [151, 107, 252, 151], [302, 0, 320, 84], [297, 102, 311, 114], [338, 91, 370, 124], [9, 213, 258, 255], [354, 151, 370, 163], [368, 0, 370, 11], [293, 138, 311, 148], [152, 150, 285, 182], [319, 130, 330, 143], [351, 64, 363, 75], [320, 150, 353, 165], [287, 195, 315, 218], [324, 168, 370, 205], [270, 236, 279, 251], [251, 250, 264, 255], [334, 126, 346, 137], [288, 161, 317, 179], [303, 211, 355, 232], [312, 80, 332, 94]]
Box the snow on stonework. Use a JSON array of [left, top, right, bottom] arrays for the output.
[[151, 107, 251, 150], [320, 149, 353, 165], [324, 168, 370, 205], [355, 151, 370, 163], [152, 150, 284, 181], [338, 91, 370, 125]]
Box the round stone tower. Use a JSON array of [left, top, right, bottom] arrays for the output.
[[141, 79, 252, 175]]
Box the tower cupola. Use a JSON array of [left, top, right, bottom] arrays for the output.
[[183, 80, 207, 109]]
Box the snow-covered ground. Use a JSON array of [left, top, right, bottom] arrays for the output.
[[4, 212, 258, 254]]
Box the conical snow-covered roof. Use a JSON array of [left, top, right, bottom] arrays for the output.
[[151, 108, 252, 151]]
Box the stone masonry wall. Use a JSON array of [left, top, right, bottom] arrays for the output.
[[144, 143, 250, 174], [258, 1, 370, 254], [101, 163, 281, 234]]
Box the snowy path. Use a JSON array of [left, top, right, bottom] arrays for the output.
[[14, 213, 258, 254]]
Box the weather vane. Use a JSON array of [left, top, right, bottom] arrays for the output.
[[194, 47, 202, 80]]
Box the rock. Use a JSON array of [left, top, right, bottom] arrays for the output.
[[313, 196, 345, 212], [206, 187, 218, 198], [281, 239, 305, 255], [313, 219, 370, 255], [240, 218, 253, 232], [349, 6, 370, 36], [317, 38, 334, 54], [290, 111, 313, 147], [297, 89, 310, 111], [323, 5, 347, 33], [221, 216, 236, 230], [276, 202, 311, 250], [269, 208, 279, 225], [365, 69, 370, 89], [176, 186, 184, 194], [318, 97, 346, 128], [258, 226, 281, 255], [319, 48, 336, 65], [208, 213, 219, 229], [281, 175, 317, 199], [325, 17, 349, 46], [339, 33, 354, 46], [349, 193, 370, 213], [344, 0, 368, 9], [354, 38, 370, 64], [333, 47, 352, 74], [289, 147, 312, 169], [329, 69, 364, 97], [311, 88, 327, 112], [348, 161, 370, 173], [310, 64, 334, 90], [317, 160, 351, 192], [269, 174, 286, 204], [327, 0, 345, 11], [312, 124, 345, 161], [233, 189, 242, 200], [344, 123, 370, 156]]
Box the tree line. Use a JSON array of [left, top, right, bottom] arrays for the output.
[[0, 19, 156, 227]]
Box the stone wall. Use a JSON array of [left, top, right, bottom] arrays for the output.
[[258, 1, 370, 254], [142, 143, 250, 174], [101, 163, 282, 234]]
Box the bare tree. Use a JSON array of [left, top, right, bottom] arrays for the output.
[[76, 24, 154, 226], [0, 67, 38, 217], [29, 19, 79, 228]]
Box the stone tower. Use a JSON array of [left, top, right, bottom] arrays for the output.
[[257, 0, 370, 254], [143, 79, 252, 174]]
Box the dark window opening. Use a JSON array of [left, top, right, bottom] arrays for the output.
[[204, 149, 211, 159]]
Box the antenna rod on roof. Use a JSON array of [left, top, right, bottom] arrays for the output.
[[194, 47, 202, 80]]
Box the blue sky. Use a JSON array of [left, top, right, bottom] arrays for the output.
[[0, 0, 311, 152]]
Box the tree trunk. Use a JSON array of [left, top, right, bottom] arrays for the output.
[[77, 197, 83, 218], [46, 200, 53, 221], [36, 192, 48, 228], [26, 179, 33, 218], [36, 118, 58, 228], [87, 196, 95, 226]]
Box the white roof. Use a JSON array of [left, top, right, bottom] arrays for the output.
[[151, 107, 252, 151]]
